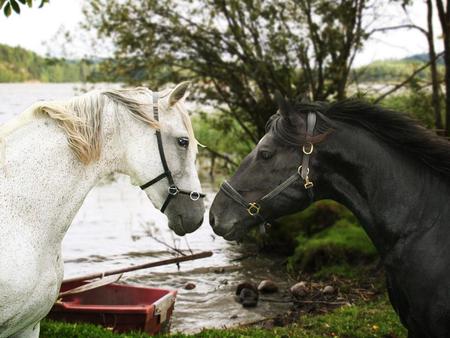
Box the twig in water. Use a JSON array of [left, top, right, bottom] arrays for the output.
[[147, 234, 186, 256]]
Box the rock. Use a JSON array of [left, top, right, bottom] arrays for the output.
[[239, 288, 259, 307], [184, 282, 196, 290], [230, 314, 238, 319], [322, 285, 335, 294], [219, 278, 229, 285], [290, 281, 308, 297], [236, 281, 259, 307], [236, 281, 257, 295], [258, 279, 278, 293]]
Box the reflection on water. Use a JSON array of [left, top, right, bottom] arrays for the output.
[[0, 83, 291, 333]]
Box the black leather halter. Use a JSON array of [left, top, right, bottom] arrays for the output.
[[140, 91, 205, 213], [220, 112, 317, 229]]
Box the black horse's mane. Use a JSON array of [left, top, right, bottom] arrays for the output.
[[269, 99, 450, 177]]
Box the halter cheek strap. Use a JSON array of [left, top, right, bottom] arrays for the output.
[[220, 112, 317, 229], [140, 91, 205, 213]]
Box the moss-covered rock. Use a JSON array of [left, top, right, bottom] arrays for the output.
[[257, 200, 356, 255], [288, 219, 377, 273]]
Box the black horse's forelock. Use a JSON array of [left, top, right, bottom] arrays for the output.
[[268, 98, 450, 178]]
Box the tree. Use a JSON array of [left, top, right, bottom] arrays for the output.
[[1, 0, 48, 17], [368, 0, 444, 133], [435, 0, 450, 135], [84, 0, 370, 142], [427, 0, 443, 132]]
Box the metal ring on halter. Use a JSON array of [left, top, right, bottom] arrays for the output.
[[168, 185, 179, 196], [190, 191, 201, 201], [297, 165, 310, 176], [302, 142, 314, 155], [247, 202, 261, 216]]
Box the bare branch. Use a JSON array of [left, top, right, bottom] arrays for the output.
[[368, 24, 427, 36]]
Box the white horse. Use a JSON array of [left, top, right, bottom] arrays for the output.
[[0, 82, 205, 338]]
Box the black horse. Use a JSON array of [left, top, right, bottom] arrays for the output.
[[209, 93, 450, 338]]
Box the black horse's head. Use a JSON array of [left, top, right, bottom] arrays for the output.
[[210, 93, 331, 240]]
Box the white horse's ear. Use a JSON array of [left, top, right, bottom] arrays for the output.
[[169, 81, 191, 106]]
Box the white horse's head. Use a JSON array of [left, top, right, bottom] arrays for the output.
[[12, 82, 205, 236], [112, 82, 205, 235]]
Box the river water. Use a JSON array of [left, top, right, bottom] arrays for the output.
[[0, 83, 291, 333]]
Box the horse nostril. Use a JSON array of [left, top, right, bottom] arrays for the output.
[[209, 212, 215, 227]]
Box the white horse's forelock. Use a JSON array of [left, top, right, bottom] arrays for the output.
[[0, 87, 201, 166]]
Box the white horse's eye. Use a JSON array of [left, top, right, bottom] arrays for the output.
[[177, 137, 189, 148]]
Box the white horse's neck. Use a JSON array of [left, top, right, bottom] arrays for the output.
[[0, 112, 123, 244], [0, 108, 132, 338]]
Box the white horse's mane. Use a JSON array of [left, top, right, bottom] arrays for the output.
[[0, 87, 198, 165]]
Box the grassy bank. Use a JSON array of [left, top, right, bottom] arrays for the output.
[[41, 294, 405, 337]]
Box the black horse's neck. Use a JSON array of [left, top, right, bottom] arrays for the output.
[[316, 124, 450, 257]]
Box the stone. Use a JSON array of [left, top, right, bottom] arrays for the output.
[[322, 285, 335, 294], [236, 281, 257, 295], [184, 282, 196, 290], [236, 281, 259, 307], [258, 279, 278, 293], [290, 281, 308, 297], [239, 288, 258, 307]]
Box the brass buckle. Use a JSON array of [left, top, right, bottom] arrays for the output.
[[302, 142, 314, 155], [247, 202, 261, 216], [304, 180, 314, 189]]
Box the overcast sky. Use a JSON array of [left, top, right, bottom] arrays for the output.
[[0, 0, 443, 67]]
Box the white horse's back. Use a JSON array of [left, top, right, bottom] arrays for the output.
[[0, 117, 76, 337]]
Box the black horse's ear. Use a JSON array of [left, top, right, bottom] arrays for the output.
[[274, 90, 291, 121]]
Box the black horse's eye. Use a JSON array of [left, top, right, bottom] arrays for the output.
[[260, 150, 273, 160], [177, 137, 189, 148]]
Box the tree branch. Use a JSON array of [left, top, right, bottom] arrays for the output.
[[368, 24, 427, 36]]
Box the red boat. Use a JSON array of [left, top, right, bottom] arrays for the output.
[[47, 280, 177, 335]]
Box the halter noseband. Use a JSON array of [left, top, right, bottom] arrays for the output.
[[140, 91, 205, 213], [220, 112, 317, 230]]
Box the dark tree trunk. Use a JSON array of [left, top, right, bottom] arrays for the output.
[[427, 0, 443, 132], [436, 0, 450, 136]]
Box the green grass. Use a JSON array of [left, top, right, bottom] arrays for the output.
[[41, 296, 406, 337]]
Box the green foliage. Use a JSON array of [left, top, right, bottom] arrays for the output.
[[42, 296, 406, 337], [192, 114, 253, 162], [1, 0, 48, 17], [0, 44, 97, 82]]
